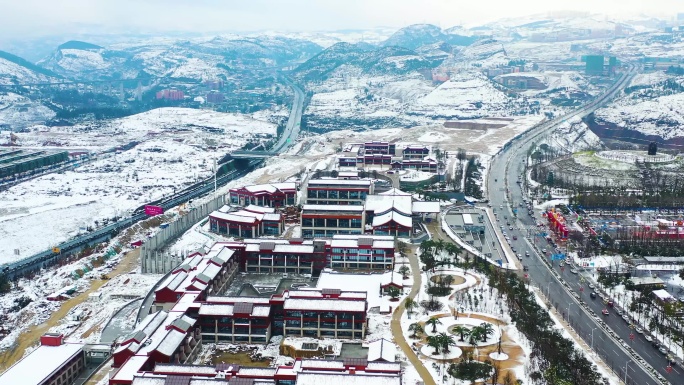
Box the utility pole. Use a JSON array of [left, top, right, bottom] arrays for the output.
[[214, 157, 217, 198]]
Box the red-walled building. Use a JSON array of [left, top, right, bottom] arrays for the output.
[[305, 178, 373, 205], [229, 182, 297, 207], [208, 206, 284, 237]]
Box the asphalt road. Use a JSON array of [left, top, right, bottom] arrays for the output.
[[485, 66, 677, 385]]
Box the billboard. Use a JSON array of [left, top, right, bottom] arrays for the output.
[[144, 205, 164, 216]]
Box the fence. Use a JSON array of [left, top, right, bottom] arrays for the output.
[[141, 194, 226, 274]]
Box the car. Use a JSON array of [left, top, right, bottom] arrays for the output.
[[513, 235, 518, 240], [635, 327, 643, 334], [542, 248, 548, 254], [652, 341, 660, 348], [509, 226, 514, 230], [602, 309, 609, 316], [523, 265, 529, 271], [506, 222, 511, 226], [622, 314, 630, 322], [511, 247, 517, 253], [615, 308, 622, 316], [590, 292, 597, 299], [500, 225, 504, 229], [659, 346, 668, 355], [588, 283, 595, 289], [644, 335, 653, 342], [570, 269, 578, 274], [517, 254, 522, 260]]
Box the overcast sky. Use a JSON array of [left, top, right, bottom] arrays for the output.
[[1, 0, 682, 38]]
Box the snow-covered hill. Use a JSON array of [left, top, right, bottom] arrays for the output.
[[0, 92, 55, 129], [0, 50, 59, 85], [39, 36, 323, 82], [592, 92, 684, 141], [409, 71, 513, 119], [381, 24, 475, 50]]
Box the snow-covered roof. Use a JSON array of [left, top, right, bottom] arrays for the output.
[[112, 355, 150, 382], [233, 210, 265, 221], [198, 303, 271, 317], [380, 271, 402, 288], [378, 188, 410, 196], [364, 194, 412, 216], [205, 296, 271, 304], [411, 201, 440, 213], [209, 211, 258, 224], [157, 272, 189, 293], [244, 204, 276, 214], [271, 182, 297, 191], [273, 244, 314, 254], [156, 329, 187, 356], [365, 361, 402, 371], [295, 372, 400, 385], [652, 289, 675, 301], [153, 364, 217, 375], [630, 276, 665, 286], [198, 263, 222, 282], [367, 338, 397, 362], [0, 342, 85, 385], [283, 298, 366, 312], [244, 184, 277, 193], [237, 367, 277, 376], [301, 359, 345, 369], [372, 211, 413, 228], [307, 179, 372, 187], [262, 213, 282, 221]]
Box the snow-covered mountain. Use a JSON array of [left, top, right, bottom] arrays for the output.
[[293, 43, 435, 84], [39, 36, 323, 82], [381, 24, 476, 50], [0, 50, 59, 85]]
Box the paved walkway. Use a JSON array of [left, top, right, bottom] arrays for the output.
[[390, 245, 436, 385]]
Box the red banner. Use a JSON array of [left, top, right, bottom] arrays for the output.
[[144, 205, 164, 216]]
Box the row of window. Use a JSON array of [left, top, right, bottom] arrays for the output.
[[301, 229, 363, 238], [285, 311, 362, 319], [331, 248, 389, 255], [306, 190, 368, 200], [301, 218, 363, 228], [285, 320, 359, 329]]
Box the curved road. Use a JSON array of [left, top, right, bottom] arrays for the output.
[[487, 66, 676, 384]]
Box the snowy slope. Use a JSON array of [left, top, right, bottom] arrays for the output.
[[593, 92, 684, 140], [0, 51, 58, 85], [1, 107, 276, 259], [0, 92, 55, 128], [410, 71, 511, 119]]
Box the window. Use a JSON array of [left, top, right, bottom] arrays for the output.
[[326, 218, 337, 228], [350, 218, 362, 228], [339, 191, 348, 199], [314, 218, 325, 227], [338, 218, 350, 228]]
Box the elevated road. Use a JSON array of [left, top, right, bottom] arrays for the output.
[[487, 66, 676, 384]]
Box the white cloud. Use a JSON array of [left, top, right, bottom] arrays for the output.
[[0, 0, 681, 38]]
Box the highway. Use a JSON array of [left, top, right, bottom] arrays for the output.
[[2, 77, 306, 280], [486, 65, 676, 384]]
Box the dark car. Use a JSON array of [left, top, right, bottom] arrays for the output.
[[590, 292, 597, 299], [523, 265, 529, 271]]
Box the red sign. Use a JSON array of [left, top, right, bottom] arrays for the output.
[[629, 333, 635, 341], [131, 240, 143, 248], [145, 205, 164, 216], [666, 365, 673, 373]]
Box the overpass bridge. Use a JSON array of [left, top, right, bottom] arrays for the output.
[[229, 150, 280, 159]]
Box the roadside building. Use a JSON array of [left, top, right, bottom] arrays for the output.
[[274, 289, 368, 339], [304, 178, 373, 205], [199, 297, 273, 344], [300, 205, 365, 238], [228, 182, 297, 207], [0, 333, 85, 385], [209, 208, 284, 237]]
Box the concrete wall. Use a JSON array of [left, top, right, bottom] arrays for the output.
[[141, 194, 226, 274]]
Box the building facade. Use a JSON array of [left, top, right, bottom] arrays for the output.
[[209, 207, 284, 237], [300, 205, 365, 238], [305, 179, 373, 205], [229, 182, 297, 207]]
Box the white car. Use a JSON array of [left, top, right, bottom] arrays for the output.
[[636, 327, 644, 334]]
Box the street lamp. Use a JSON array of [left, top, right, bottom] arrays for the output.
[[591, 327, 596, 351], [624, 360, 630, 384], [566, 302, 575, 323]]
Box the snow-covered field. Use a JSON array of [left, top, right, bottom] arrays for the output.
[[0, 92, 55, 129], [0, 107, 276, 261]]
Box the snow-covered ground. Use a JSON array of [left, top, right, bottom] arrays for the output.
[[0, 107, 276, 261]]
